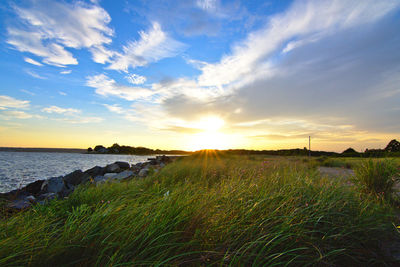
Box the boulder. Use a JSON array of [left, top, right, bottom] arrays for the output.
[[6, 199, 31, 210], [138, 168, 149, 177], [114, 161, 130, 170], [94, 175, 106, 183], [104, 173, 118, 179], [41, 176, 65, 194], [26, 195, 36, 203], [112, 170, 134, 180], [84, 166, 105, 177], [24, 180, 45, 196], [63, 170, 90, 186], [37, 192, 57, 202], [106, 163, 120, 173]]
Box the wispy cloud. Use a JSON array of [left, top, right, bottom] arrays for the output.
[[57, 116, 104, 124], [0, 110, 33, 119], [125, 74, 146, 85], [20, 89, 35, 96], [60, 70, 72, 75], [42, 106, 80, 115], [24, 57, 43, 66], [7, 0, 113, 67], [107, 22, 186, 72], [103, 104, 124, 114], [25, 69, 46, 79], [0, 95, 30, 109], [86, 74, 155, 101]]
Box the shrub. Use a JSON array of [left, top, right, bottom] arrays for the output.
[[353, 159, 399, 198]]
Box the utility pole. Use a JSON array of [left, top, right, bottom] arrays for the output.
[[308, 136, 311, 157]]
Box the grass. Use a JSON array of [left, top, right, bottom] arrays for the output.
[[0, 152, 399, 266], [352, 159, 400, 199]]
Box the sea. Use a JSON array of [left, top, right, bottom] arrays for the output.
[[0, 151, 154, 193]]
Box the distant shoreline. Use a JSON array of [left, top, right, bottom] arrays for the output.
[[0, 147, 86, 153]]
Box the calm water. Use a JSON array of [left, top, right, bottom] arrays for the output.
[[0, 152, 154, 193]]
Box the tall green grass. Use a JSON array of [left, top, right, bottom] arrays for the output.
[[0, 154, 398, 265], [353, 159, 400, 199]]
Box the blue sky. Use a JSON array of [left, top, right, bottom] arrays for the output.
[[0, 0, 400, 151]]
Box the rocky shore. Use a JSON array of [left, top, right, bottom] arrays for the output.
[[0, 155, 181, 211]]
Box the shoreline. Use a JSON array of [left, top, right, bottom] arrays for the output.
[[1, 155, 183, 210]]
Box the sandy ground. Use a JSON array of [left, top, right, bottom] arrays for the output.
[[318, 166, 354, 178]]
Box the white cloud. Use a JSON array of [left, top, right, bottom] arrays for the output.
[[8, 28, 78, 67], [42, 106, 80, 115], [25, 69, 46, 79], [20, 89, 35, 96], [108, 22, 186, 72], [60, 70, 72, 75], [59, 91, 67, 96], [103, 104, 124, 114], [197, 0, 400, 87], [24, 57, 43, 66], [8, 1, 113, 67], [58, 116, 103, 124], [86, 74, 155, 101], [196, 0, 217, 12], [0, 110, 33, 119], [0, 95, 30, 109], [125, 74, 146, 85]]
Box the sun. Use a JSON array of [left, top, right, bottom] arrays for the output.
[[185, 116, 233, 151]]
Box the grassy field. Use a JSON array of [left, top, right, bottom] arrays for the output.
[[1, 152, 400, 266]]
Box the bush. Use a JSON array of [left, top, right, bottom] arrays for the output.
[[353, 159, 399, 198]]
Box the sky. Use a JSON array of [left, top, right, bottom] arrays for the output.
[[0, 0, 400, 152]]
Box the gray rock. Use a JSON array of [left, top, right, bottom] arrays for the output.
[[84, 166, 105, 177], [63, 170, 90, 186], [115, 161, 130, 170], [104, 173, 117, 179], [26, 195, 36, 203], [94, 175, 105, 182], [6, 199, 31, 210], [106, 163, 120, 173], [41, 176, 65, 194], [37, 192, 57, 201], [138, 168, 149, 177], [112, 170, 134, 180], [23, 180, 45, 196]]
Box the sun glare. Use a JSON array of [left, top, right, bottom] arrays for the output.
[[185, 116, 233, 150]]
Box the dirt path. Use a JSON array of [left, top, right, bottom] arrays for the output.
[[318, 166, 354, 178]]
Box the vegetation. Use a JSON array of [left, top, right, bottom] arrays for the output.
[[352, 159, 400, 199], [90, 143, 191, 155], [1, 153, 399, 265]]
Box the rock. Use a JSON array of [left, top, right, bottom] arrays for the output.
[[41, 176, 65, 194], [104, 173, 118, 179], [63, 170, 90, 186], [106, 163, 120, 173], [24, 180, 45, 196], [112, 170, 134, 180], [84, 166, 105, 177], [37, 192, 57, 201], [138, 168, 149, 177], [94, 175, 106, 183], [26, 195, 36, 203], [114, 161, 130, 170], [6, 199, 31, 210]]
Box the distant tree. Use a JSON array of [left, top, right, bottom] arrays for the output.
[[342, 148, 357, 154], [87, 147, 93, 152], [109, 143, 121, 153], [94, 145, 107, 153], [385, 139, 400, 152]]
